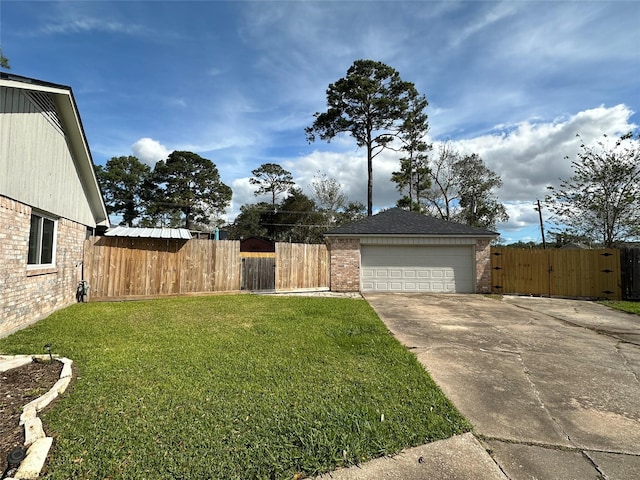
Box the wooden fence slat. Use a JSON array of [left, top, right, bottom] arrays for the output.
[[491, 247, 621, 299], [215, 240, 241, 291], [84, 238, 241, 300], [275, 242, 329, 291]]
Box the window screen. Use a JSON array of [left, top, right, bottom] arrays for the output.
[[28, 213, 56, 265]]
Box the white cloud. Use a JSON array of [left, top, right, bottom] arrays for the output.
[[451, 2, 520, 48], [39, 16, 150, 36], [287, 151, 366, 199], [167, 97, 187, 108], [451, 104, 636, 204], [254, 104, 637, 241], [227, 178, 255, 219], [131, 138, 171, 166], [286, 149, 405, 211]]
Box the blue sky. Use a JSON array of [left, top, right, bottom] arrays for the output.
[[2, 0, 639, 242]]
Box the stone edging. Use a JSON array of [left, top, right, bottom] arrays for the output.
[[0, 354, 73, 480]]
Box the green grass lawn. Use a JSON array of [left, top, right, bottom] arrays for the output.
[[599, 300, 640, 315], [0, 295, 469, 480]]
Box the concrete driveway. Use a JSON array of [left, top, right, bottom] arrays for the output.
[[364, 293, 640, 480]]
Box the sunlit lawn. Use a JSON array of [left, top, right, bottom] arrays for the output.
[[599, 299, 640, 315], [0, 295, 470, 479]]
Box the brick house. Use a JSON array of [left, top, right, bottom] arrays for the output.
[[0, 73, 109, 337], [324, 208, 498, 293]]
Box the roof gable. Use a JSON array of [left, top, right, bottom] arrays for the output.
[[0, 72, 109, 228], [325, 208, 498, 237]]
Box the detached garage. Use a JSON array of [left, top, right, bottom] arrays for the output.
[[325, 208, 498, 294]]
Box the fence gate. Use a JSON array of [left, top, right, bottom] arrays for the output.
[[241, 257, 275, 291], [491, 248, 621, 299]]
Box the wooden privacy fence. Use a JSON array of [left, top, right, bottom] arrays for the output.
[[276, 243, 329, 291], [84, 237, 241, 300], [83, 237, 329, 300], [239, 244, 329, 292], [491, 248, 621, 299]]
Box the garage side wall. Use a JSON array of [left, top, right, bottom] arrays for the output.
[[327, 237, 360, 292], [475, 238, 492, 293]]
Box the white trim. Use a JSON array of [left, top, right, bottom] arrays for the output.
[[0, 78, 70, 96], [27, 210, 58, 269], [359, 236, 478, 246]]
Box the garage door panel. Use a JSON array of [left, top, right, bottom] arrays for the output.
[[389, 270, 402, 278], [361, 245, 473, 293]]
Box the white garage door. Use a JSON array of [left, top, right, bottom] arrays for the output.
[[361, 245, 474, 293]]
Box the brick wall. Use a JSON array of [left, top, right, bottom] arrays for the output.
[[0, 195, 86, 338], [327, 237, 360, 292], [327, 235, 494, 294], [475, 238, 492, 293]]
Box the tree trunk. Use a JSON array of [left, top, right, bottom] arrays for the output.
[[185, 205, 191, 229], [367, 142, 373, 216]]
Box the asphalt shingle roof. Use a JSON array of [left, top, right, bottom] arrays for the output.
[[325, 208, 498, 236]]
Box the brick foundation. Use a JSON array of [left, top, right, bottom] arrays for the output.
[[0, 195, 86, 337], [327, 237, 360, 292]]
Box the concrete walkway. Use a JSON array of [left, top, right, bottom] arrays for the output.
[[315, 432, 506, 480], [354, 293, 640, 480]]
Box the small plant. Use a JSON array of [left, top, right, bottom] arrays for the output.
[[23, 387, 48, 399]]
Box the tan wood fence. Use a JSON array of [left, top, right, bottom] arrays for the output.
[[83, 237, 241, 300], [83, 237, 329, 300], [276, 243, 329, 291], [491, 247, 621, 299]]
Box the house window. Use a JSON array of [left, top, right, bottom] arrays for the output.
[[28, 212, 57, 266]]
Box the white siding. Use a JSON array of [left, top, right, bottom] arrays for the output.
[[361, 245, 475, 293], [0, 87, 97, 227]]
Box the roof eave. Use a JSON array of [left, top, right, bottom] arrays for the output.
[[53, 88, 110, 227]]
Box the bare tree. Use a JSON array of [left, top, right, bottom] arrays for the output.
[[423, 142, 460, 220], [311, 172, 347, 221], [423, 144, 507, 230]]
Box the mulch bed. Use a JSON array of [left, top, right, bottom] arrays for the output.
[[0, 359, 62, 473]]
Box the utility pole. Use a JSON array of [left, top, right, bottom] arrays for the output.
[[535, 199, 546, 249]]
